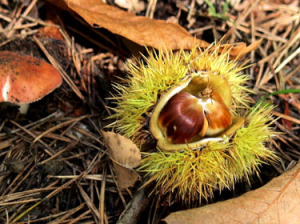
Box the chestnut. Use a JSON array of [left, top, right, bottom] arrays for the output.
[[158, 88, 232, 144], [158, 91, 208, 144], [150, 73, 243, 151]]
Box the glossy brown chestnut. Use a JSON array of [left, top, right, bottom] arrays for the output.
[[202, 91, 232, 136], [158, 89, 232, 144], [158, 92, 208, 144]]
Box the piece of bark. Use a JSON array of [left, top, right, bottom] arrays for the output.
[[117, 188, 151, 224]]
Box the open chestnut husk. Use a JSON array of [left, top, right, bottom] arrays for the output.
[[111, 45, 278, 202], [150, 73, 244, 151]]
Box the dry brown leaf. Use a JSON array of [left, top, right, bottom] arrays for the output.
[[214, 39, 262, 59], [102, 131, 141, 189], [46, 0, 70, 11], [37, 20, 64, 40], [66, 0, 208, 50], [164, 163, 300, 224], [45, 0, 261, 58]]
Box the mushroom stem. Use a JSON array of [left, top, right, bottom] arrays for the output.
[[18, 103, 30, 114]]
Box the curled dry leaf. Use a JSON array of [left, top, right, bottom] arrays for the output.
[[102, 131, 141, 189], [61, 0, 259, 58], [164, 163, 300, 224], [66, 0, 207, 50]]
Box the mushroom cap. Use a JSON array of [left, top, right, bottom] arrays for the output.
[[0, 51, 62, 104]]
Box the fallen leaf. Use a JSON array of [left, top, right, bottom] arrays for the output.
[[219, 40, 262, 59], [46, 0, 261, 58], [46, 0, 70, 11], [164, 163, 300, 224], [66, 0, 208, 50], [102, 131, 141, 188], [37, 20, 64, 40]]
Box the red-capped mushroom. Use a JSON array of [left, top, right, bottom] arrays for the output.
[[0, 51, 62, 113]]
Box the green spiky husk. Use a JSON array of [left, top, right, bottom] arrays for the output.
[[110, 43, 278, 202], [110, 44, 250, 142], [140, 106, 277, 203]]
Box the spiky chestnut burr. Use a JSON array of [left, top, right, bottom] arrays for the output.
[[110, 43, 278, 202]]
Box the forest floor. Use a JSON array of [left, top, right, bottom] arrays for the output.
[[0, 0, 299, 223]]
